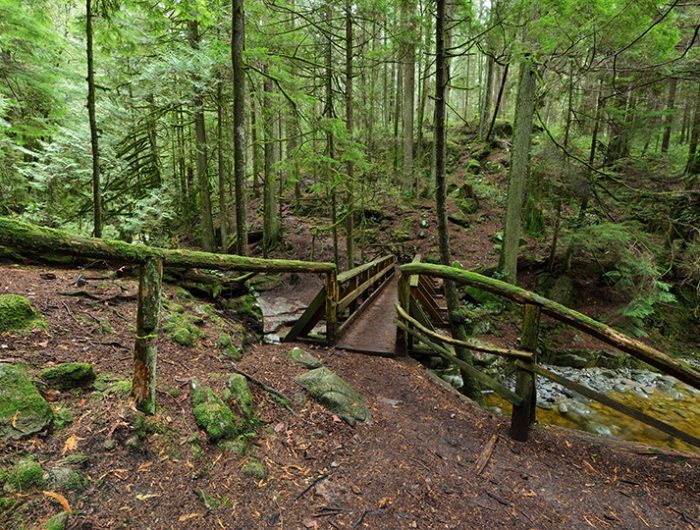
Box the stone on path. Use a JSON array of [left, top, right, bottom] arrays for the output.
[[0, 294, 45, 333], [288, 347, 322, 369], [296, 367, 370, 426], [41, 362, 95, 391], [0, 363, 53, 439]]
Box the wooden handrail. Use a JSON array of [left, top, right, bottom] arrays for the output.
[[400, 262, 700, 391], [337, 254, 394, 283], [0, 217, 336, 274]]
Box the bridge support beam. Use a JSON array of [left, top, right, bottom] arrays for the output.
[[511, 304, 540, 441]]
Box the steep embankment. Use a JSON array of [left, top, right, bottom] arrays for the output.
[[0, 265, 698, 529]]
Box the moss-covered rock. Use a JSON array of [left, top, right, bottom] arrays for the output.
[[164, 312, 204, 347], [41, 362, 95, 391], [295, 367, 371, 426], [242, 458, 267, 480], [224, 374, 253, 418], [217, 332, 241, 360], [287, 347, 322, 369], [46, 466, 86, 492], [44, 512, 69, 530], [0, 363, 53, 439], [226, 293, 262, 321], [4, 457, 45, 492], [191, 380, 236, 442], [0, 294, 45, 333]]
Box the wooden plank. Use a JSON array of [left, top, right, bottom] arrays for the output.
[[395, 304, 532, 360], [337, 270, 395, 338], [414, 281, 444, 325], [337, 262, 394, 312], [519, 362, 700, 449], [325, 272, 338, 344], [396, 320, 523, 406], [400, 262, 700, 391], [284, 287, 327, 341]]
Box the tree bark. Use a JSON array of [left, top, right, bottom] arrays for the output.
[[345, 2, 355, 269], [217, 79, 228, 252], [686, 81, 700, 174], [232, 0, 248, 255], [262, 69, 278, 257], [661, 77, 677, 154], [86, 0, 102, 238], [499, 59, 537, 283], [189, 20, 215, 252], [400, 0, 416, 194]]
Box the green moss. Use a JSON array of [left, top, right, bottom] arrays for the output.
[[191, 381, 236, 442], [0, 363, 53, 439], [225, 294, 262, 321], [242, 458, 267, 480], [99, 318, 114, 335], [164, 312, 204, 347], [41, 362, 95, 391], [0, 496, 19, 512], [4, 458, 44, 492], [217, 333, 241, 360], [224, 374, 253, 417], [53, 406, 74, 431], [44, 512, 69, 530], [46, 467, 86, 491], [0, 294, 45, 333], [288, 347, 322, 369], [61, 454, 88, 466]]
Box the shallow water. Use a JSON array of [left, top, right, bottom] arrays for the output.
[[485, 384, 700, 454]]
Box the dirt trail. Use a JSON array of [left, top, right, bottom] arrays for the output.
[[1, 265, 699, 529]]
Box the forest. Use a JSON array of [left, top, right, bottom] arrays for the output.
[[0, 0, 700, 528]]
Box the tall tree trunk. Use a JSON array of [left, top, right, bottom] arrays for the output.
[[415, 13, 432, 188], [687, 81, 700, 174], [189, 20, 215, 252], [661, 77, 677, 154], [232, 0, 248, 255], [499, 59, 537, 283], [86, 0, 102, 237], [485, 62, 509, 142], [435, 0, 481, 402], [400, 0, 416, 194], [217, 79, 228, 252], [326, 7, 339, 267], [345, 2, 355, 269], [478, 55, 495, 141], [262, 70, 278, 257]]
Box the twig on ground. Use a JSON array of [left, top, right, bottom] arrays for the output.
[[230, 365, 296, 414]]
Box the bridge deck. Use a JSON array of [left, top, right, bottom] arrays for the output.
[[336, 275, 397, 355]]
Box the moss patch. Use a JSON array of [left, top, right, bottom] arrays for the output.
[[288, 347, 322, 369], [0, 363, 53, 439], [0, 294, 45, 333], [191, 380, 236, 442], [4, 458, 45, 493], [164, 311, 204, 347], [41, 362, 95, 391], [224, 374, 253, 418], [217, 332, 241, 360], [44, 512, 69, 530], [296, 367, 371, 426], [242, 458, 267, 480]]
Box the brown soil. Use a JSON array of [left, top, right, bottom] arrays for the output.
[[1, 265, 699, 530]]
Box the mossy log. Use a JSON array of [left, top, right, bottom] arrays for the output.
[[400, 263, 700, 391], [0, 217, 335, 274]]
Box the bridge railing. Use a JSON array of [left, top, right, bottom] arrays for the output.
[[0, 217, 336, 415], [285, 254, 396, 343], [396, 262, 700, 448]]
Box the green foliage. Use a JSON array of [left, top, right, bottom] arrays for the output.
[[564, 222, 676, 336]]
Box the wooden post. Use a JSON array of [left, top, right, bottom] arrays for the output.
[[397, 271, 411, 355], [325, 271, 338, 344], [132, 257, 163, 415], [510, 303, 540, 441]]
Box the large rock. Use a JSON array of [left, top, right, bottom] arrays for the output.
[[41, 362, 95, 391], [287, 347, 322, 369], [3, 457, 45, 492], [0, 294, 45, 333], [190, 380, 236, 442], [295, 367, 370, 426], [0, 363, 53, 439]]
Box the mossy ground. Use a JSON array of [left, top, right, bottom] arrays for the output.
[[0, 363, 53, 439], [41, 362, 95, 390]]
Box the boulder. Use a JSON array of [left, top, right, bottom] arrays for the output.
[[287, 347, 322, 369], [45, 466, 86, 491], [0, 294, 45, 333], [0, 363, 53, 439], [295, 367, 370, 426], [41, 362, 95, 391], [3, 458, 45, 493], [190, 380, 236, 442]]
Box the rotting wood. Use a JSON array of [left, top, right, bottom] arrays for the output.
[[395, 303, 533, 360], [395, 319, 523, 406], [132, 257, 163, 415], [518, 362, 700, 449], [400, 262, 700, 391], [475, 434, 499, 475]]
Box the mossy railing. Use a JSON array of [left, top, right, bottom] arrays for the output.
[[397, 262, 700, 448], [0, 217, 336, 414]]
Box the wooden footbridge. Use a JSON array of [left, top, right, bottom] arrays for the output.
[[1, 217, 700, 449]]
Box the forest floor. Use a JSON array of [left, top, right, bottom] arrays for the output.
[[1, 264, 700, 530]]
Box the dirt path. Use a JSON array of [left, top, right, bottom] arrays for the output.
[[1, 265, 699, 529], [336, 275, 398, 355]]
